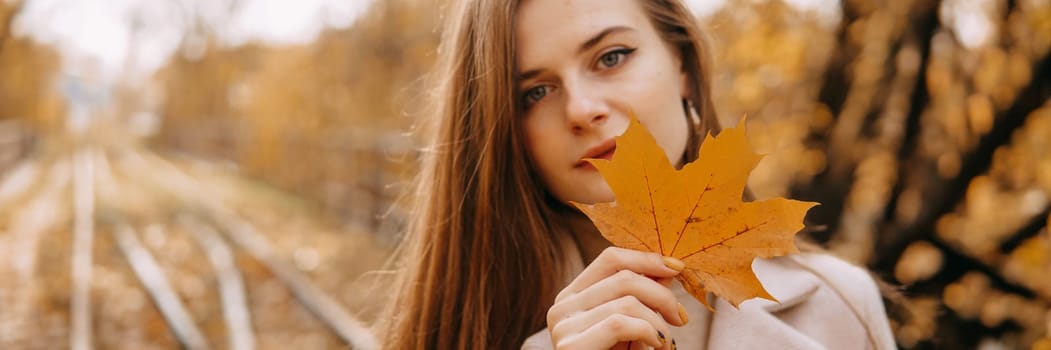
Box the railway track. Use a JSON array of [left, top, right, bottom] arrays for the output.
[[0, 143, 387, 349]]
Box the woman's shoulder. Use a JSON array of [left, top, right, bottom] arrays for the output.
[[724, 252, 897, 349], [776, 253, 886, 311]]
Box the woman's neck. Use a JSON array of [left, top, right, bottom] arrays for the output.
[[562, 211, 611, 265]]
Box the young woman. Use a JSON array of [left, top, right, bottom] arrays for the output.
[[376, 0, 897, 349]]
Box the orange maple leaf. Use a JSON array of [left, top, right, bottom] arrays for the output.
[[572, 116, 818, 310]]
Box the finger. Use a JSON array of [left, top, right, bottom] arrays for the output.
[[654, 276, 675, 288], [565, 247, 683, 294], [565, 269, 686, 326], [551, 295, 673, 349], [556, 314, 665, 350]]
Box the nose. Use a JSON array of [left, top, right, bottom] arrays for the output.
[[564, 80, 609, 134]]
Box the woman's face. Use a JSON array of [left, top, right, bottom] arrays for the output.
[[516, 0, 691, 205]]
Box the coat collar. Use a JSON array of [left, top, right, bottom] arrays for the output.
[[739, 256, 820, 312], [703, 256, 825, 349]]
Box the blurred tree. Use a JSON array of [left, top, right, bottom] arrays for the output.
[[154, 42, 251, 159], [772, 0, 1051, 348], [0, 0, 63, 131], [0, 1, 17, 50], [153, 0, 440, 235]]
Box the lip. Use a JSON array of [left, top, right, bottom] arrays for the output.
[[576, 138, 617, 169]]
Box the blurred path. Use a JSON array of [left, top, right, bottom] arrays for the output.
[[0, 131, 388, 349]]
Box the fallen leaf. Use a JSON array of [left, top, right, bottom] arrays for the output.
[[572, 115, 818, 309]]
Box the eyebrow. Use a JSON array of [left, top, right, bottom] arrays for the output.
[[579, 26, 633, 54], [517, 25, 636, 82]]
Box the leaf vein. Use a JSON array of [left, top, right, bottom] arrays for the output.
[[605, 218, 655, 252], [680, 220, 770, 260], [643, 165, 662, 255], [670, 175, 714, 256]]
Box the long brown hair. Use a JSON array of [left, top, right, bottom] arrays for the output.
[[376, 0, 720, 348]]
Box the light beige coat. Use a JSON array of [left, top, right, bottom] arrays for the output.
[[522, 252, 897, 349]]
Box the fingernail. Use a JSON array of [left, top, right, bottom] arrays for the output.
[[677, 303, 689, 325], [662, 256, 685, 272], [657, 331, 666, 347]]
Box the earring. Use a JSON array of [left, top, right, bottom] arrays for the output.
[[684, 98, 701, 124]]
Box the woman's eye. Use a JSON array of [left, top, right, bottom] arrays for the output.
[[523, 85, 548, 106], [598, 48, 635, 69]]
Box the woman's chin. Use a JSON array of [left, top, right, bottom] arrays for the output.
[[562, 186, 615, 206]]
